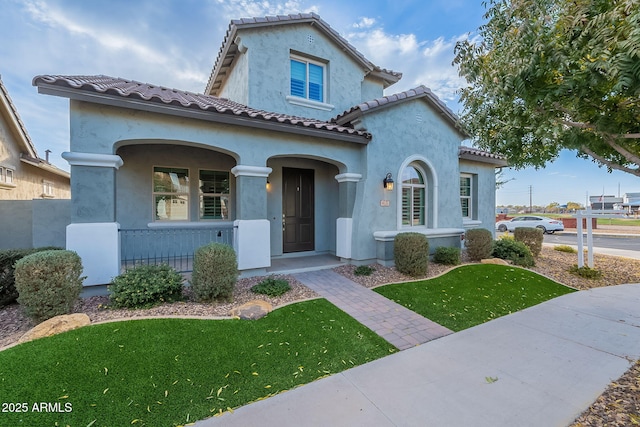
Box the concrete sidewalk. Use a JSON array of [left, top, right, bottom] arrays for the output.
[[194, 283, 640, 427]]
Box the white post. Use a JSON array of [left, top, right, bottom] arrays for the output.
[[585, 207, 594, 268], [576, 210, 584, 268]]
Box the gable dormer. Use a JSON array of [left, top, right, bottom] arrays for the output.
[[206, 13, 401, 121]]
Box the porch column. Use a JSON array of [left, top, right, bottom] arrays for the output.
[[231, 165, 272, 270], [62, 152, 123, 286], [335, 173, 362, 259]]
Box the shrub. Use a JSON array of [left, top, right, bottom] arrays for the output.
[[492, 239, 535, 267], [569, 265, 602, 279], [109, 264, 184, 309], [251, 276, 291, 297], [554, 245, 577, 254], [14, 250, 84, 323], [191, 243, 238, 302], [354, 265, 376, 276], [394, 233, 429, 277], [514, 227, 543, 257], [464, 228, 494, 261], [0, 247, 61, 308], [433, 246, 461, 266]]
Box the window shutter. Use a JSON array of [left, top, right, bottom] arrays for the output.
[[290, 60, 306, 98]]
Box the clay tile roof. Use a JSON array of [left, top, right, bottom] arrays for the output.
[[206, 13, 402, 96], [333, 85, 466, 137], [32, 75, 371, 141], [459, 146, 507, 166]]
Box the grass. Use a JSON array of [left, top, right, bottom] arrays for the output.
[[0, 299, 395, 427], [375, 264, 576, 331]]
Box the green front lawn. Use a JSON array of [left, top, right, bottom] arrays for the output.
[[0, 299, 395, 427], [375, 264, 576, 331]]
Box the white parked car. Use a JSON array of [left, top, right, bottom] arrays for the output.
[[495, 216, 564, 234]]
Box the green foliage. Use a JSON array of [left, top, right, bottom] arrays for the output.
[[554, 245, 577, 254], [492, 239, 535, 267], [433, 246, 461, 266], [353, 265, 376, 276], [109, 264, 184, 309], [569, 265, 602, 279], [394, 233, 429, 277], [0, 247, 61, 308], [454, 0, 640, 177], [514, 227, 544, 257], [14, 250, 84, 323], [464, 228, 494, 261], [0, 300, 395, 426], [250, 276, 291, 297], [191, 243, 238, 302]]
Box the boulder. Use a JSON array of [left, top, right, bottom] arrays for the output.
[[19, 313, 91, 344], [229, 300, 273, 320], [480, 258, 510, 266]]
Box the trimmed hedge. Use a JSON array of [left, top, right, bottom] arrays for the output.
[[394, 232, 429, 277], [0, 247, 61, 308], [465, 228, 493, 261], [109, 264, 184, 309], [433, 246, 461, 266], [14, 250, 84, 323], [514, 227, 543, 257], [492, 239, 535, 267], [191, 243, 238, 302]]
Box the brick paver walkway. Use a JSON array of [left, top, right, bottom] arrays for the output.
[[294, 270, 452, 350]]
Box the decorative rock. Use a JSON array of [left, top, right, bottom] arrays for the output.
[[229, 300, 273, 320], [480, 258, 510, 266], [19, 313, 91, 344]]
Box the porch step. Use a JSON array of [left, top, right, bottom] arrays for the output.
[[293, 270, 452, 350]]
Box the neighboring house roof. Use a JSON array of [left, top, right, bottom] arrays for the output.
[[206, 13, 402, 96], [32, 75, 372, 144], [0, 76, 70, 179], [459, 146, 508, 167], [334, 85, 468, 139]]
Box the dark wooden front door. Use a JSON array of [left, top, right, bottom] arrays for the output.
[[282, 167, 314, 253]]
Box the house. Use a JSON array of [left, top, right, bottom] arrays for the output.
[[33, 13, 506, 286], [1, 76, 70, 200], [589, 195, 623, 211], [618, 192, 640, 215]]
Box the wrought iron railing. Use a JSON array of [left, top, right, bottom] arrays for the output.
[[119, 225, 235, 273]]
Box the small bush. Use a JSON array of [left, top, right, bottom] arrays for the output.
[[569, 265, 602, 279], [109, 264, 184, 309], [394, 233, 429, 277], [191, 243, 238, 302], [354, 265, 376, 276], [465, 228, 494, 261], [514, 228, 543, 257], [0, 247, 61, 308], [433, 246, 461, 265], [14, 250, 84, 323], [251, 276, 291, 297], [492, 239, 535, 267], [554, 245, 577, 254]]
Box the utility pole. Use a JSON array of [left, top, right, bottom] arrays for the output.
[[529, 185, 533, 213]]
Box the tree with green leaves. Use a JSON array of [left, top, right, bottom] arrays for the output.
[[454, 0, 640, 177]]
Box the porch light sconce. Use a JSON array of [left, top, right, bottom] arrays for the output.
[[383, 173, 394, 191], [266, 180, 271, 190]]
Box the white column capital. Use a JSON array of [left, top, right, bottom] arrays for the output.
[[335, 173, 362, 183], [231, 165, 272, 178], [62, 152, 123, 169]]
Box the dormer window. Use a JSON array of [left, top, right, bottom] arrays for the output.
[[290, 55, 325, 103]]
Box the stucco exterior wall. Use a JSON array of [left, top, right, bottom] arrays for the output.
[[217, 49, 249, 105], [0, 199, 70, 249], [459, 159, 499, 236], [226, 24, 382, 121]]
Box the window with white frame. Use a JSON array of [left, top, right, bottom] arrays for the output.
[[153, 167, 189, 221], [0, 167, 4, 182], [6, 169, 13, 184], [401, 164, 426, 226], [199, 170, 229, 220], [460, 174, 472, 219], [43, 180, 54, 197], [290, 55, 325, 103]]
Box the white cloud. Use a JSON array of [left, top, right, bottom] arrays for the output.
[[212, 0, 318, 21], [352, 17, 376, 29]]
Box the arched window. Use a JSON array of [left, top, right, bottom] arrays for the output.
[[401, 164, 426, 226]]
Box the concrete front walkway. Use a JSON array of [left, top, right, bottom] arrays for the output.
[[293, 269, 452, 350], [194, 283, 640, 427]]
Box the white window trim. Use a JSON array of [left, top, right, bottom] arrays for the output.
[[290, 53, 328, 104], [396, 156, 438, 230], [198, 168, 231, 221], [401, 164, 427, 228], [42, 180, 55, 198], [285, 95, 335, 112], [0, 167, 16, 190], [460, 173, 473, 220], [152, 166, 190, 222]]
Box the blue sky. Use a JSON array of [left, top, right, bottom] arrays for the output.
[[1, 0, 638, 207]]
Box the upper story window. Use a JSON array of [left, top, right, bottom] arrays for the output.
[[401, 165, 426, 227], [43, 180, 55, 198], [199, 170, 230, 220], [460, 174, 472, 219], [153, 166, 189, 221], [290, 55, 325, 103]]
